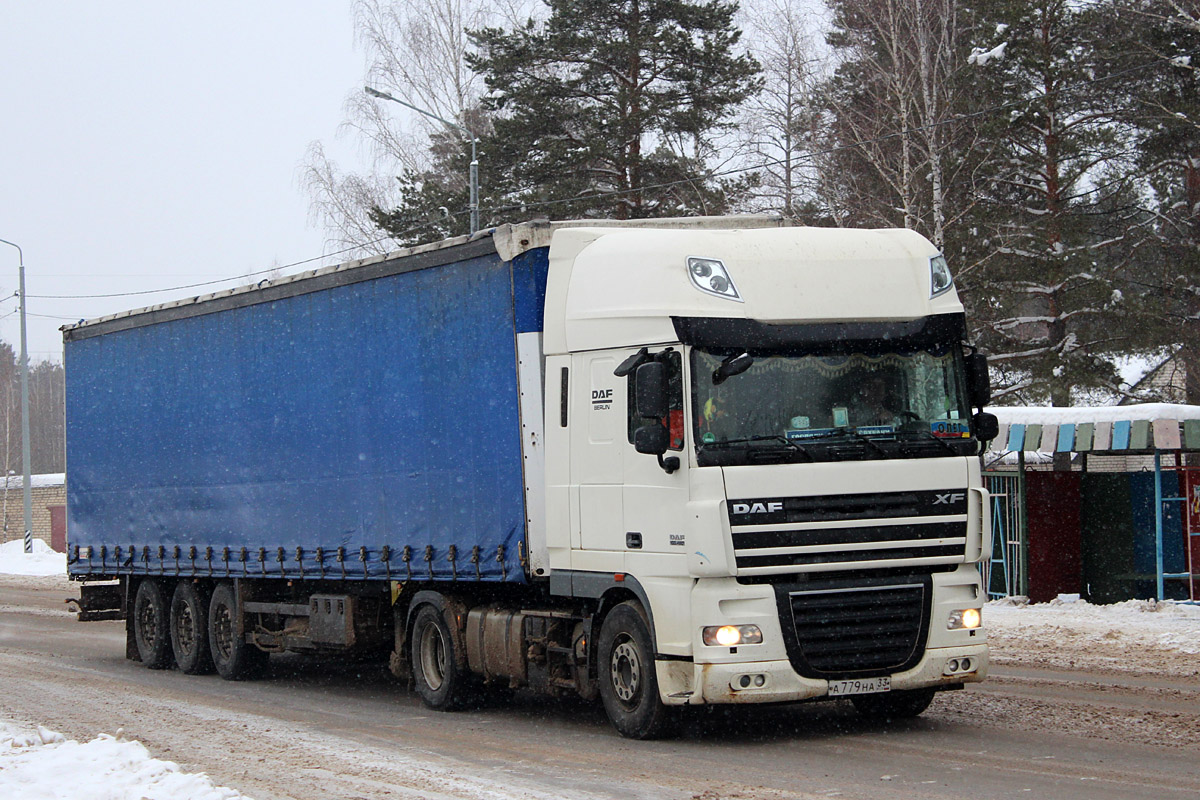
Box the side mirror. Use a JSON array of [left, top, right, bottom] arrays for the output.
[[635, 423, 669, 456], [635, 423, 680, 474], [635, 362, 669, 419], [973, 411, 999, 444], [964, 352, 992, 408], [712, 352, 753, 385]]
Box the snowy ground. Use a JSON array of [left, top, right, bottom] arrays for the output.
[[0, 540, 67, 577], [985, 593, 1200, 678], [0, 721, 252, 800], [3, 550, 1199, 797], [1, 546, 254, 799]]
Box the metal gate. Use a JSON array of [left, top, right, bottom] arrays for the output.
[[981, 471, 1026, 598]]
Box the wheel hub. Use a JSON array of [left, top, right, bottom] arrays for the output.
[[419, 623, 447, 691], [610, 638, 642, 703]]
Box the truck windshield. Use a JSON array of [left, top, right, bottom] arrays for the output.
[[691, 345, 974, 465]]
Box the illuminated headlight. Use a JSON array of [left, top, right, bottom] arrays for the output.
[[687, 257, 743, 302], [947, 608, 982, 630], [702, 624, 763, 647], [930, 254, 954, 297]]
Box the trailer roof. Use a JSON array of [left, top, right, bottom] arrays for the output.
[[61, 216, 786, 341]]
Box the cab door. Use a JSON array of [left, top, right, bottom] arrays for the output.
[[569, 352, 625, 555], [621, 350, 689, 555]]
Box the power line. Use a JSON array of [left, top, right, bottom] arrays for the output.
[[26, 237, 396, 300]]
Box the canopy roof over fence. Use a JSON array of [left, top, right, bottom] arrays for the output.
[[987, 403, 1200, 455]]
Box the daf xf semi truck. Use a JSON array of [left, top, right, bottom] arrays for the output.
[[67, 217, 997, 739]]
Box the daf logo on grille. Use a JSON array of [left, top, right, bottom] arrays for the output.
[[732, 502, 783, 515], [934, 493, 965, 505]]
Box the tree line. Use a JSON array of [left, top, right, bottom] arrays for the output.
[[304, 0, 1200, 407], [0, 342, 64, 476]]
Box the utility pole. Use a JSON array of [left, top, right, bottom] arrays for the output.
[[0, 237, 32, 553]]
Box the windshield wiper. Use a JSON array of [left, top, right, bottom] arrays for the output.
[[831, 428, 889, 457], [894, 429, 958, 454], [697, 435, 813, 461]]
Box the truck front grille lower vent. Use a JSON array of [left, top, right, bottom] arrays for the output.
[[785, 583, 927, 676]]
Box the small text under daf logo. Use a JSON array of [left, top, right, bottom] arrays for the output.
[[934, 493, 965, 505], [732, 502, 783, 515]]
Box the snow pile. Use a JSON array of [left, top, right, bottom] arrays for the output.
[[0, 538, 66, 577], [0, 721, 252, 800], [987, 594, 1200, 659]]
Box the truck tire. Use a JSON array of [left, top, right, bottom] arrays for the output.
[[170, 581, 214, 675], [208, 583, 268, 681], [133, 579, 175, 669], [410, 604, 468, 710], [597, 601, 680, 739], [850, 688, 935, 720]]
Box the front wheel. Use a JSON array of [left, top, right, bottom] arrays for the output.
[[410, 604, 469, 710], [597, 601, 680, 739], [133, 579, 174, 669], [850, 688, 935, 720], [208, 583, 268, 681]]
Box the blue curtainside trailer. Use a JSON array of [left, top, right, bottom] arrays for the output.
[[66, 238, 548, 584]]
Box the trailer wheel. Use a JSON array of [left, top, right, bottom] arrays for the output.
[[133, 579, 175, 669], [850, 688, 935, 720], [208, 583, 268, 681], [597, 601, 680, 739], [410, 604, 468, 710], [170, 582, 214, 675]]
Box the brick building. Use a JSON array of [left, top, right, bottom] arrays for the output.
[[1, 473, 66, 552]]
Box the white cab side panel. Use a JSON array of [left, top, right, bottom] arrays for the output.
[[516, 332, 548, 577], [544, 355, 572, 572]]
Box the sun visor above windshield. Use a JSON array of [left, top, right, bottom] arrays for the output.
[[673, 313, 967, 353]]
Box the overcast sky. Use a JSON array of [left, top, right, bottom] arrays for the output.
[[0, 2, 369, 361]]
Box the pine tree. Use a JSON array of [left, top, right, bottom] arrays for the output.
[[1100, 0, 1200, 404], [960, 0, 1136, 405], [374, 0, 762, 238]]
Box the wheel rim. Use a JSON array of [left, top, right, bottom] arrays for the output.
[[418, 621, 447, 691], [213, 602, 234, 660], [175, 602, 196, 655], [610, 635, 642, 706], [136, 595, 159, 647]]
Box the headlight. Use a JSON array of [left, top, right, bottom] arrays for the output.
[[687, 257, 743, 302], [930, 254, 953, 297], [702, 624, 763, 647], [947, 608, 982, 630]]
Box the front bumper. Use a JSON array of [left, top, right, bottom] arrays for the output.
[[656, 642, 988, 706]]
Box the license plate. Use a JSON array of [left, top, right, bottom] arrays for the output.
[[827, 677, 890, 696]]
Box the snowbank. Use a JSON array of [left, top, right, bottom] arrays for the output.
[[0, 721, 252, 800], [987, 594, 1200, 664], [0, 539, 66, 577]]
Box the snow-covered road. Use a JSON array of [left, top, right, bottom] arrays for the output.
[[2, 552, 1199, 799]]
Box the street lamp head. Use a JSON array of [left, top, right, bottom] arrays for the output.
[[364, 86, 392, 101]]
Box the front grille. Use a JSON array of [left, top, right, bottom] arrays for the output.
[[783, 581, 928, 677], [728, 490, 969, 575]]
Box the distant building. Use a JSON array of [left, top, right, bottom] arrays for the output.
[[1, 473, 66, 552], [1122, 350, 1188, 405]]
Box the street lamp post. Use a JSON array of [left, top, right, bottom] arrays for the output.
[[0, 237, 33, 554], [364, 87, 479, 234]]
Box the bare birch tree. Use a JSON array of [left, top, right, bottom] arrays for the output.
[[301, 0, 534, 255]]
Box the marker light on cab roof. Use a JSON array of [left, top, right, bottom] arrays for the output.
[[687, 257, 743, 303], [930, 254, 953, 297]]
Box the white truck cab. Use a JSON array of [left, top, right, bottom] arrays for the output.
[[523, 221, 992, 735]]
